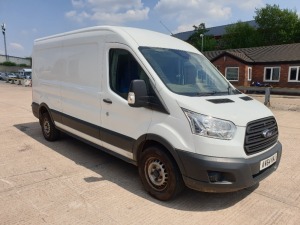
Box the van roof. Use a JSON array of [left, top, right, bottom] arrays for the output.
[[35, 26, 199, 53]]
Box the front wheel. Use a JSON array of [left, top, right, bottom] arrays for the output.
[[139, 146, 184, 201], [41, 112, 60, 141]]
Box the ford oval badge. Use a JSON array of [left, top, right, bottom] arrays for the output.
[[262, 129, 273, 138]]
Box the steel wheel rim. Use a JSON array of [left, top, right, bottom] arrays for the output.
[[43, 119, 51, 136], [145, 157, 168, 191]]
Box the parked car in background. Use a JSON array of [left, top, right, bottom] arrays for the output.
[[16, 72, 24, 79], [2, 73, 17, 81], [0, 72, 6, 80], [8, 73, 17, 79]]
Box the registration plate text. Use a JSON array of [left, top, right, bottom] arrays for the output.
[[260, 153, 277, 171]]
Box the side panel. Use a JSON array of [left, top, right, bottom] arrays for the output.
[[60, 34, 102, 129], [32, 40, 63, 115]]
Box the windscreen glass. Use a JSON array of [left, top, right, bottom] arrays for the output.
[[139, 47, 239, 96]]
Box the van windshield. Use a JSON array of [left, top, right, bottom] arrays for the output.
[[139, 47, 239, 96]]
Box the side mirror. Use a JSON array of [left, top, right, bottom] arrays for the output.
[[128, 80, 148, 107]]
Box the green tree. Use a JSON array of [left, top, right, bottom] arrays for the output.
[[293, 20, 300, 43], [222, 21, 260, 49], [0, 61, 16, 66], [255, 4, 300, 45], [187, 23, 217, 51]]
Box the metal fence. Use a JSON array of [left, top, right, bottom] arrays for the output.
[[236, 86, 300, 106]]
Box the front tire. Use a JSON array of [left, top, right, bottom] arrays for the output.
[[41, 112, 60, 141], [139, 146, 184, 201]]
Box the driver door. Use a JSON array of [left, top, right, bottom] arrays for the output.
[[100, 44, 153, 160]]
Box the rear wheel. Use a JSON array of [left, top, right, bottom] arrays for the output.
[[139, 145, 184, 201], [41, 112, 60, 141]]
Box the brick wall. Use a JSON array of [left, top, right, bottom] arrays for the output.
[[211, 55, 300, 88], [212, 55, 251, 86], [248, 64, 300, 88]]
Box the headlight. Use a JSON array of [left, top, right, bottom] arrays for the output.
[[182, 109, 236, 140]]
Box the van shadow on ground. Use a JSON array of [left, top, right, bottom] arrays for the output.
[[14, 122, 257, 212]]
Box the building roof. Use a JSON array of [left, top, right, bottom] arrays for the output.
[[203, 43, 300, 64], [173, 20, 257, 41]]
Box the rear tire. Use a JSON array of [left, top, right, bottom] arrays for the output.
[[41, 112, 60, 141], [139, 145, 184, 201]]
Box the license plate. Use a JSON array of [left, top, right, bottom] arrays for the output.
[[260, 153, 277, 171]]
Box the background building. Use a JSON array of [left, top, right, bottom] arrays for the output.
[[0, 54, 31, 66], [203, 43, 300, 89]]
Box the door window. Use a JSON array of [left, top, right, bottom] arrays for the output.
[[109, 49, 150, 99]]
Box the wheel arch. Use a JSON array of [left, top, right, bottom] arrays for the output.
[[133, 134, 187, 177], [38, 103, 54, 125]]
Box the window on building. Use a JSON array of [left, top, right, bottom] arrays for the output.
[[264, 67, 280, 81], [225, 67, 239, 81], [248, 67, 252, 81], [288, 66, 300, 82]]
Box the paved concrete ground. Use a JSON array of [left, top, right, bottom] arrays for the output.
[[0, 81, 300, 225]]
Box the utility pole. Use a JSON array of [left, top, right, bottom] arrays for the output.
[[1, 23, 8, 61]]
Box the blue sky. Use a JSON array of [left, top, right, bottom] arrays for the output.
[[1, 0, 300, 57]]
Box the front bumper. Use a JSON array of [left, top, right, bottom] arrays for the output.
[[176, 141, 282, 192]]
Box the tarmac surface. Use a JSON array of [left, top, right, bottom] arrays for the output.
[[0, 81, 300, 225]]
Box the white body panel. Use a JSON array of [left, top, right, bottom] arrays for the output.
[[32, 26, 276, 161]]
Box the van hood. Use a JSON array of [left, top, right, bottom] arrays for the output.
[[176, 94, 273, 127]]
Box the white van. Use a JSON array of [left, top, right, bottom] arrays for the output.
[[32, 26, 282, 201], [18, 68, 32, 79]]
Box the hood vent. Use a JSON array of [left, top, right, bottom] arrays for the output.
[[206, 98, 234, 104], [240, 96, 253, 101]]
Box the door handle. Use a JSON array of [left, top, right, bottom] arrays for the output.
[[103, 98, 112, 104]]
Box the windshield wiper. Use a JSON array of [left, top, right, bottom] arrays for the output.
[[227, 83, 231, 95], [227, 83, 242, 95], [192, 91, 226, 96], [181, 91, 232, 97]]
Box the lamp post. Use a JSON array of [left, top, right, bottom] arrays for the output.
[[200, 34, 204, 52], [1, 23, 8, 61]]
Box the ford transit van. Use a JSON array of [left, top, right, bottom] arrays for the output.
[[32, 26, 282, 201]]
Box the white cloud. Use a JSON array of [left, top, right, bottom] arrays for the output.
[[90, 8, 149, 24], [66, 0, 149, 25], [212, 0, 264, 11], [71, 0, 86, 8], [237, 0, 264, 10], [21, 28, 38, 36], [155, 0, 231, 32], [10, 43, 24, 51], [154, 0, 263, 33], [65, 10, 91, 23]]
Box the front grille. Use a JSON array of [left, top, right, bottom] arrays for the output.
[[244, 117, 278, 155]]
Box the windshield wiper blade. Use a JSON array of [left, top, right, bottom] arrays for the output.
[[193, 92, 218, 96], [189, 91, 230, 96], [213, 91, 230, 95]]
